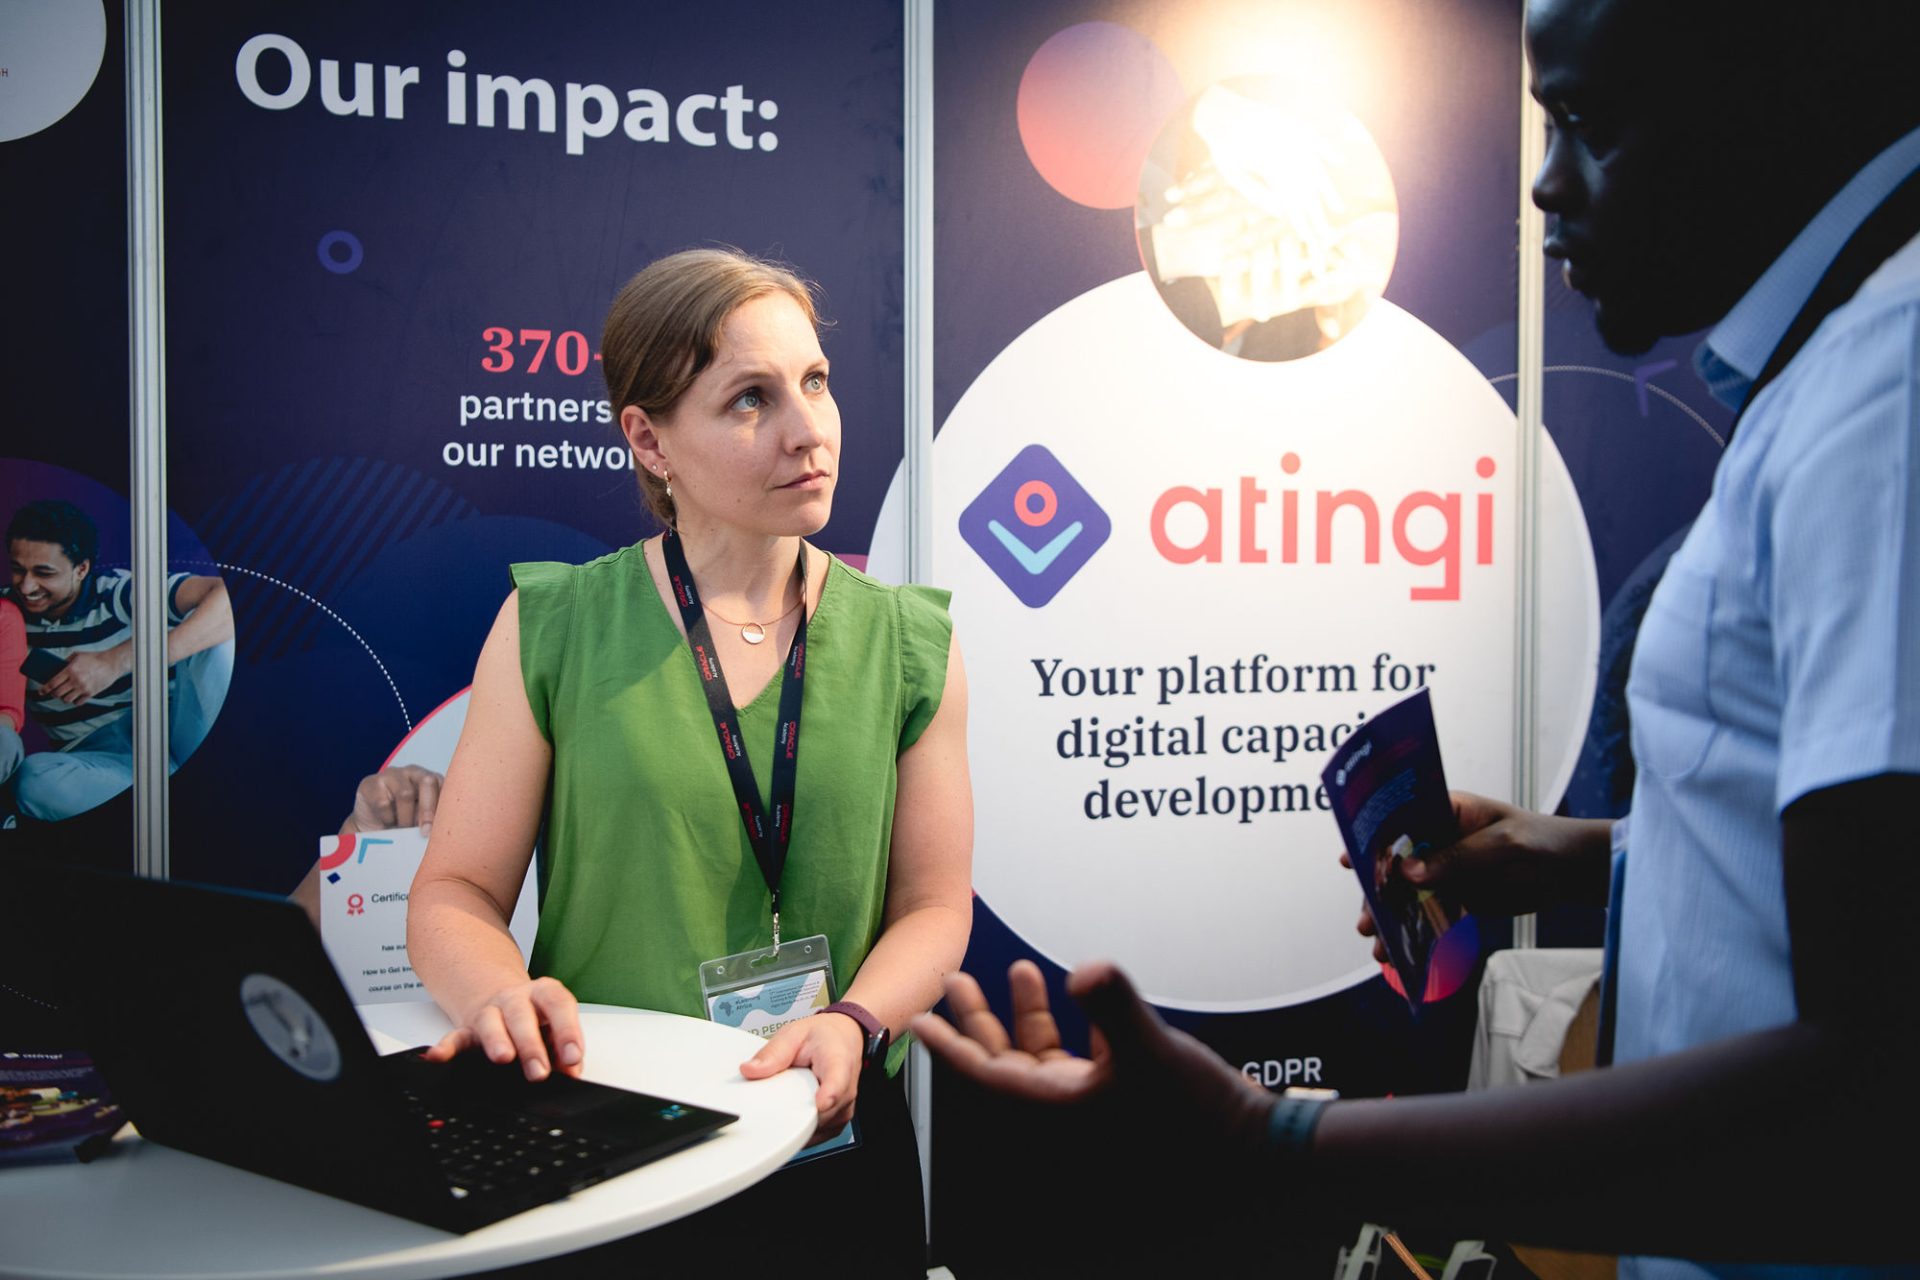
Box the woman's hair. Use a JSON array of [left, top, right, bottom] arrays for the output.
[[601, 247, 820, 526]]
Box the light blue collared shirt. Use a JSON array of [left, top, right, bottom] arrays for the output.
[[1620, 124, 1920, 1280]]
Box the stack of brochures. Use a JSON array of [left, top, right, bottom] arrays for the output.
[[0, 1049, 122, 1165]]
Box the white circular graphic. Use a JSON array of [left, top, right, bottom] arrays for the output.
[[239, 973, 344, 1082], [870, 274, 1597, 1011], [0, 1, 107, 143], [383, 687, 470, 772]]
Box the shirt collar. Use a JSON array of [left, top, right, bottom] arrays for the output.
[[1697, 121, 1920, 410]]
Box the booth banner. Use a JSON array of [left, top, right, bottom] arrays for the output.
[[154, 2, 905, 890], [2, 2, 135, 866], [871, 0, 1598, 1099]]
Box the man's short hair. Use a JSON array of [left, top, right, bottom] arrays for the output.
[[6, 500, 100, 569]]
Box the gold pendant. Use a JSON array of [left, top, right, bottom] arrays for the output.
[[741, 623, 767, 645]]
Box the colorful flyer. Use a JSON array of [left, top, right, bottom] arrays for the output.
[[1320, 689, 1463, 1012], [0, 1051, 123, 1165], [317, 828, 537, 1004]]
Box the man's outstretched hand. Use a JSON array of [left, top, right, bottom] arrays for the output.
[[912, 958, 1276, 1156], [911, 960, 1101, 1102]]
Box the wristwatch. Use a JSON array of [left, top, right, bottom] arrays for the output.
[[822, 1000, 890, 1069]]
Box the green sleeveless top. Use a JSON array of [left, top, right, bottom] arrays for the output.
[[512, 542, 951, 1074]]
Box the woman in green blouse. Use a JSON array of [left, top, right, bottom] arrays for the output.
[[407, 249, 973, 1271]]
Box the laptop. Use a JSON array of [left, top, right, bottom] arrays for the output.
[[39, 867, 737, 1234]]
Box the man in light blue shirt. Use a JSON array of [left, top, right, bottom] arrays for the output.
[[912, 0, 1920, 1271], [1604, 125, 1920, 1280]]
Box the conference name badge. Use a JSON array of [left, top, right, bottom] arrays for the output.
[[698, 934, 858, 1163]]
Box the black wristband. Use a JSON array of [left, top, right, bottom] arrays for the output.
[[1265, 1092, 1330, 1159]]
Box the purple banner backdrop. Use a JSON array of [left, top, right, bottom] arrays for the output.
[[925, 2, 1724, 1267], [935, 0, 1522, 1094], [3, 3, 130, 1040], [6, 5, 124, 502], [153, 3, 904, 891]]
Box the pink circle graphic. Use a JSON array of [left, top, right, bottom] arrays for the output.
[[1017, 23, 1185, 210], [1013, 479, 1057, 527]]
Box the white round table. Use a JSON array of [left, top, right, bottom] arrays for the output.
[[0, 1004, 817, 1279]]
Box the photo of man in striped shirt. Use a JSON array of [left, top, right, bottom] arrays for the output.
[[6, 499, 233, 824]]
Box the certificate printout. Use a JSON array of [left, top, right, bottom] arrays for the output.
[[318, 828, 537, 1003]]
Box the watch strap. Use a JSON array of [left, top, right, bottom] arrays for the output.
[[822, 1000, 888, 1066], [1265, 1090, 1332, 1160]]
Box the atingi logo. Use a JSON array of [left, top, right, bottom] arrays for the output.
[[959, 445, 1112, 607]]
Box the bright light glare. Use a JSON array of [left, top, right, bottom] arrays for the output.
[[1153, 7, 1369, 117], [1145, 82, 1397, 330]]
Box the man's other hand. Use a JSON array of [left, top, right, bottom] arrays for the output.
[[342, 764, 445, 836], [1344, 791, 1614, 960], [291, 765, 449, 926]]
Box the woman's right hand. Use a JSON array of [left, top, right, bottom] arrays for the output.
[[420, 975, 586, 1082]]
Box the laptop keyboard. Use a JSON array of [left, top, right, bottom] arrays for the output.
[[403, 1092, 622, 1199]]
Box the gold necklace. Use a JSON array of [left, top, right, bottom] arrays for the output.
[[702, 595, 803, 645]]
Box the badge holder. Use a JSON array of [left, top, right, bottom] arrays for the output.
[[699, 934, 860, 1164]]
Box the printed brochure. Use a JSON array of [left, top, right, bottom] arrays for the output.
[[1320, 689, 1463, 1011]]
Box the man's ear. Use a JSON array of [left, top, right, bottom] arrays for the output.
[[73, 558, 91, 585], [621, 405, 668, 476]]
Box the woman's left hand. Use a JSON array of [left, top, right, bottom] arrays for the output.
[[740, 1010, 867, 1143]]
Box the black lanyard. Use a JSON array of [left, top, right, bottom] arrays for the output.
[[660, 530, 809, 947]]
